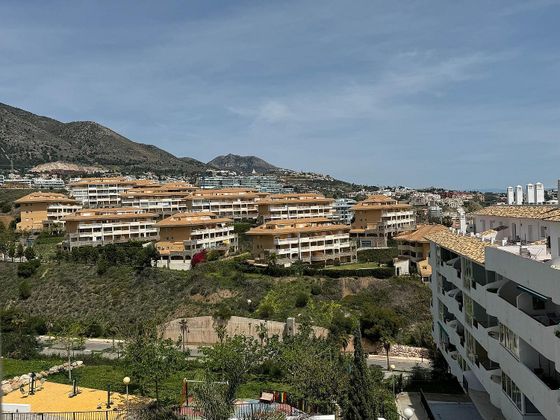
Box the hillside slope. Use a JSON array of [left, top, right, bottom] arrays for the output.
[[208, 153, 279, 174], [0, 103, 206, 173]]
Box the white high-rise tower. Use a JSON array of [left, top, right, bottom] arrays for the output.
[[535, 182, 544, 205], [507, 186, 514, 205], [526, 183, 535, 204], [515, 185, 523, 205]]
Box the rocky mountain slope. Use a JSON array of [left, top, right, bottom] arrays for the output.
[[0, 102, 206, 173], [207, 153, 279, 174]]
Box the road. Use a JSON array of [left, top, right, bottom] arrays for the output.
[[367, 355, 431, 372]]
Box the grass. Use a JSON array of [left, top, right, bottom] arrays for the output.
[[325, 262, 379, 270], [34, 234, 65, 259], [3, 357, 64, 378]]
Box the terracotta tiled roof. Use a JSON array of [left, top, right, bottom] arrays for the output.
[[424, 230, 492, 264], [394, 224, 447, 243], [247, 218, 350, 236], [472, 205, 560, 221], [15, 192, 77, 205], [156, 212, 233, 227]]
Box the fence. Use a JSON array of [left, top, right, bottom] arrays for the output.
[[0, 412, 127, 420]]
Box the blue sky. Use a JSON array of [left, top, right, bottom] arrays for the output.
[[1, 1, 560, 189]]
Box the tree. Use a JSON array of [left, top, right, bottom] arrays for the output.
[[54, 323, 86, 380], [345, 330, 377, 420], [16, 243, 24, 261], [191, 380, 232, 420], [361, 307, 404, 370], [123, 328, 186, 401], [201, 335, 265, 402], [24, 246, 36, 261], [7, 242, 15, 262], [18, 280, 31, 300]]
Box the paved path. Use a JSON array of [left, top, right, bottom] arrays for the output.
[[396, 392, 429, 420], [367, 355, 431, 372]]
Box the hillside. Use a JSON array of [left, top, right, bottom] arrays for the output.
[[0, 260, 431, 342], [0, 103, 207, 173], [208, 153, 279, 174]]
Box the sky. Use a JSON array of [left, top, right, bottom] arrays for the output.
[[1, 0, 560, 190]]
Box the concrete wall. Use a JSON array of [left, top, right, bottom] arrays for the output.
[[160, 315, 328, 345]]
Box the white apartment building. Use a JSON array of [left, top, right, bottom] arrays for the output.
[[63, 207, 159, 248], [199, 173, 292, 193], [67, 177, 158, 208], [247, 218, 357, 267], [507, 183, 545, 205], [185, 188, 262, 220], [32, 177, 65, 189], [120, 183, 198, 216], [333, 198, 356, 224], [155, 211, 237, 270], [257, 193, 335, 223], [427, 204, 560, 420]]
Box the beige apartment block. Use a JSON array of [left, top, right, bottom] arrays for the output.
[[350, 195, 416, 248], [394, 224, 447, 279], [67, 177, 158, 208], [247, 217, 356, 267], [257, 193, 335, 223], [120, 182, 199, 216], [15, 192, 82, 232], [155, 211, 237, 269], [185, 188, 262, 220], [63, 207, 158, 248]]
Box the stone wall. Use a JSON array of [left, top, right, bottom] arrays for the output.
[[1, 361, 84, 395], [367, 343, 430, 359], [160, 316, 328, 345]]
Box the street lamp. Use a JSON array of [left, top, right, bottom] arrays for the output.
[[123, 377, 130, 414], [403, 407, 414, 419]]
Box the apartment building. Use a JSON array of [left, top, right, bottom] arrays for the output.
[[120, 183, 198, 216], [199, 173, 292, 193], [15, 192, 82, 232], [246, 218, 356, 267], [256, 193, 335, 223], [63, 207, 158, 248], [333, 198, 356, 224], [67, 177, 158, 208], [394, 224, 447, 280], [185, 188, 262, 220], [350, 195, 416, 248], [427, 205, 560, 420], [155, 211, 237, 270]]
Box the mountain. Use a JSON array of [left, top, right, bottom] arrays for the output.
[[0, 102, 207, 173], [208, 153, 279, 174]]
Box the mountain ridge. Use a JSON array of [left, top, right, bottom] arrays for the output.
[[207, 153, 279, 174]]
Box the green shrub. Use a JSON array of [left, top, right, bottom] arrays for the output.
[[295, 292, 309, 308], [310, 283, 322, 296], [357, 248, 398, 264], [17, 259, 41, 278], [18, 280, 31, 300], [2, 332, 40, 359]]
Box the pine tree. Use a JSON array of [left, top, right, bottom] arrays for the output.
[[345, 329, 376, 419]]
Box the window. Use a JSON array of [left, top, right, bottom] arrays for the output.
[[501, 372, 522, 411], [462, 258, 473, 290], [499, 323, 519, 358]]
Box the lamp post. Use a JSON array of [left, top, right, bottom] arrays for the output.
[[123, 376, 130, 415], [403, 407, 414, 419]]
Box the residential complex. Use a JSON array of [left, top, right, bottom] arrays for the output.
[[15, 192, 82, 232], [246, 217, 356, 267], [120, 182, 198, 216], [185, 188, 263, 220], [67, 177, 158, 208], [63, 207, 159, 248], [333, 198, 356, 224], [394, 224, 447, 280], [350, 195, 416, 248], [507, 183, 545, 205], [155, 211, 237, 270], [427, 204, 560, 420], [198, 172, 292, 193], [256, 193, 335, 223]]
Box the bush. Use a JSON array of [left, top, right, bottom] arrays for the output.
[[17, 259, 41, 278], [311, 283, 322, 296], [2, 332, 40, 359], [18, 280, 32, 300], [85, 321, 105, 338], [357, 248, 398, 265], [96, 258, 109, 275], [295, 292, 309, 308]]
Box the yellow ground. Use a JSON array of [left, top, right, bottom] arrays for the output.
[[4, 381, 145, 413]]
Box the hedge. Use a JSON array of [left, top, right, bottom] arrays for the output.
[[357, 248, 398, 265], [235, 262, 394, 279]]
